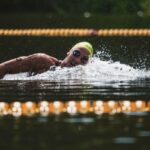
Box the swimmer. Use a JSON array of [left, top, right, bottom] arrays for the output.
[[0, 41, 93, 79]]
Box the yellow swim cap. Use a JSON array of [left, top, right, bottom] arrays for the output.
[[72, 41, 93, 57]]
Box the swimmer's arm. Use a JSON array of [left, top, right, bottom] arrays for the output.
[[0, 53, 59, 79]]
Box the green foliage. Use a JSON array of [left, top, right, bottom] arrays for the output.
[[0, 0, 149, 16], [141, 0, 150, 15]]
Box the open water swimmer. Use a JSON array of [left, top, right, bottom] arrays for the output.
[[0, 41, 93, 79]]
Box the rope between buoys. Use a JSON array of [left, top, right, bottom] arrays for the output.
[[0, 29, 150, 37]]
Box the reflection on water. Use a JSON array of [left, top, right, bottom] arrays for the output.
[[0, 79, 150, 101], [0, 113, 150, 150]]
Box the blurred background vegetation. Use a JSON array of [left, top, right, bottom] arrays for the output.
[[0, 0, 149, 16]]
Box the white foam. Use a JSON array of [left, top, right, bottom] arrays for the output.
[[2, 54, 150, 82]]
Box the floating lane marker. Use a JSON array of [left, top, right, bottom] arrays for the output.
[[0, 29, 150, 37], [0, 100, 149, 117]]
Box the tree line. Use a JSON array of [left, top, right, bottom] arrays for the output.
[[0, 0, 149, 15]]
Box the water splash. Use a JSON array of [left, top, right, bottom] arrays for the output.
[[3, 52, 150, 82]]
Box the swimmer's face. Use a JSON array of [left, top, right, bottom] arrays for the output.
[[61, 47, 90, 67]]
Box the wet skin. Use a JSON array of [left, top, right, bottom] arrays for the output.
[[61, 47, 89, 67], [0, 47, 90, 79]]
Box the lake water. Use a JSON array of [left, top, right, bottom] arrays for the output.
[[0, 14, 150, 150], [0, 36, 150, 101]]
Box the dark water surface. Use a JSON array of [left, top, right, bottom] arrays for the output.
[[0, 113, 150, 150], [0, 79, 150, 102], [0, 14, 150, 150]]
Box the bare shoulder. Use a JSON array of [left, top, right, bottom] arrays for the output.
[[0, 53, 60, 78], [25, 53, 60, 73], [28, 53, 59, 64]]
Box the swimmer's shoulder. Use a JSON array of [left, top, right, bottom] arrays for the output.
[[49, 60, 62, 71], [56, 60, 62, 66]]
